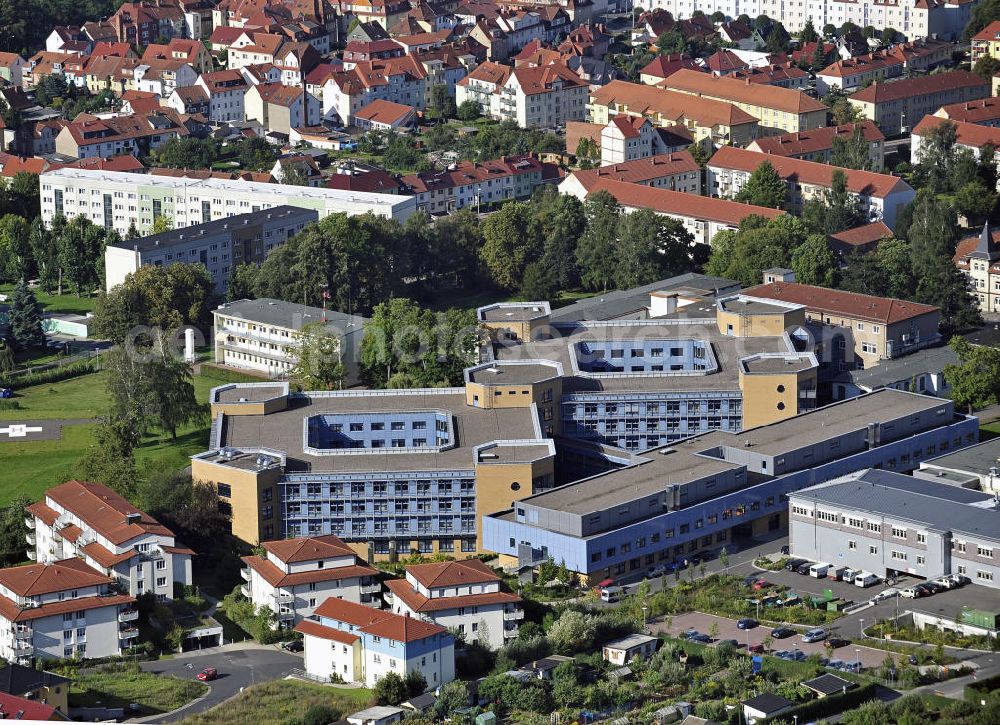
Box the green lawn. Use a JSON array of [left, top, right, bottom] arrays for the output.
[[0, 364, 256, 505], [70, 664, 207, 716], [980, 421, 1000, 441], [178, 681, 371, 725], [0, 283, 99, 315]]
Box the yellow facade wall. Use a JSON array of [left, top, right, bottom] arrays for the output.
[[475, 457, 554, 550], [739, 367, 817, 428], [191, 459, 281, 544], [717, 307, 805, 337]]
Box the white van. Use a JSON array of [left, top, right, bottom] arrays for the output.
[[854, 572, 879, 588], [809, 562, 831, 578], [601, 586, 622, 603]]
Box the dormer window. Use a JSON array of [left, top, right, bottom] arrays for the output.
[[317, 561, 324, 569]]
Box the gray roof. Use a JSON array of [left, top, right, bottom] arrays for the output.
[[549, 273, 740, 322], [114, 206, 317, 253], [215, 298, 367, 336], [789, 469, 1000, 541], [802, 673, 856, 695], [742, 693, 794, 712], [921, 437, 1000, 477], [836, 344, 958, 391]]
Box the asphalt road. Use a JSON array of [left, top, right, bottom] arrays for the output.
[[138, 645, 303, 723]]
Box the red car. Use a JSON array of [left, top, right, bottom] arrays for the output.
[[196, 667, 218, 682], [748, 643, 765, 653], [752, 579, 773, 591]]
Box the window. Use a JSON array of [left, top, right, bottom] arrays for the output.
[[978, 546, 994, 558], [869, 545, 878, 555], [891, 550, 907, 561], [892, 527, 906, 539], [916, 555, 925, 565], [916, 532, 926, 544], [217, 483, 232, 498], [848, 540, 857, 550], [867, 522, 881, 534], [978, 571, 994, 582], [156, 559, 166, 570], [156, 577, 167, 587]]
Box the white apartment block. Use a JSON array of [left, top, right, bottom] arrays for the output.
[[601, 116, 668, 166], [0, 559, 137, 663], [296, 598, 456, 688], [240, 535, 381, 629], [26, 480, 194, 602], [39, 168, 416, 236], [385, 559, 522, 650], [195, 70, 249, 123], [476, 63, 588, 129], [645, 0, 972, 41], [214, 298, 366, 382], [105, 207, 318, 293]]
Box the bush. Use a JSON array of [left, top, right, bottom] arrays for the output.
[[0, 399, 20, 410], [773, 683, 878, 722], [299, 703, 342, 725], [0, 358, 96, 388]]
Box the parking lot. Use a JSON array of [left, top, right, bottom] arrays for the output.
[[743, 566, 921, 606], [652, 612, 890, 669]]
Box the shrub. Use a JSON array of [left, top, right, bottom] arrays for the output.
[[299, 704, 342, 725]]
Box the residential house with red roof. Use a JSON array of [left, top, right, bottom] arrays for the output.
[[638, 54, 701, 86], [827, 220, 893, 257], [560, 177, 784, 247], [142, 37, 214, 74], [912, 116, 1000, 179], [598, 117, 701, 169], [743, 281, 941, 368], [354, 99, 417, 130], [55, 111, 189, 159], [934, 96, 1000, 127], [747, 121, 886, 171], [0, 53, 26, 87], [322, 55, 427, 125], [559, 151, 700, 196], [0, 558, 136, 662], [849, 71, 990, 136], [241, 535, 380, 628], [167, 85, 210, 116], [401, 153, 560, 214], [458, 61, 586, 128], [109, 2, 186, 46], [707, 146, 916, 230], [386, 559, 521, 650], [971, 20, 1000, 63], [134, 57, 199, 97], [954, 221, 1000, 314], [196, 69, 250, 122], [295, 597, 455, 687], [26, 480, 194, 602], [244, 82, 320, 134]]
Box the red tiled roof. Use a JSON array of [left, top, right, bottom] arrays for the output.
[[262, 534, 355, 563], [314, 597, 446, 642], [639, 53, 699, 80], [593, 80, 757, 129], [709, 146, 909, 199], [405, 558, 500, 588], [936, 96, 1000, 124], [743, 281, 939, 324], [0, 558, 112, 597], [355, 99, 415, 124], [705, 50, 747, 74], [569, 152, 698, 187], [0, 691, 61, 721], [457, 60, 512, 87], [57, 525, 83, 543], [971, 20, 1000, 42], [25, 502, 58, 527], [402, 154, 553, 193], [242, 555, 376, 587], [0, 592, 135, 624], [829, 221, 893, 247], [662, 68, 826, 114], [849, 71, 987, 104], [44, 480, 174, 545], [293, 618, 360, 645], [586, 178, 785, 226], [749, 121, 884, 157], [386, 577, 520, 613], [913, 115, 1000, 149], [80, 542, 137, 568]]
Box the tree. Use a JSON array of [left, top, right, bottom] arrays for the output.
[[7, 281, 45, 351], [0, 341, 13, 374], [404, 669, 427, 697], [0, 214, 31, 282], [146, 335, 204, 439], [734, 161, 786, 208], [810, 40, 830, 72], [372, 672, 409, 705], [874, 238, 916, 299], [576, 190, 621, 291], [56, 215, 105, 296], [954, 180, 997, 226], [802, 169, 865, 234], [575, 137, 599, 162], [823, 23, 836, 37], [149, 136, 219, 169], [300, 704, 342, 725], [705, 214, 809, 287], [79, 417, 141, 499], [480, 201, 541, 290], [432, 680, 471, 718], [765, 22, 790, 54], [233, 137, 277, 171], [431, 84, 457, 118], [945, 337, 1000, 413], [226, 263, 260, 302], [825, 87, 862, 125], [28, 219, 59, 294], [799, 18, 818, 43], [974, 55, 1000, 81], [791, 234, 838, 286], [615, 208, 695, 288], [456, 100, 481, 121], [0, 496, 29, 565], [831, 126, 872, 170], [547, 610, 597, 654], [151, 216, 173, 235], [519, 259, 560, 300], [656, 30, 686, 54], [289, 322, 346, 390]]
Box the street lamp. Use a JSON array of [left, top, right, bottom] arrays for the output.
[[855, 648, 861, 672], [859, 618, 865, 639], [641, 605, 648, 629]]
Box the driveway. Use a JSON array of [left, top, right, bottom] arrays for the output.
[[652, 612, 891, 670], [137, 645, 302, 723]]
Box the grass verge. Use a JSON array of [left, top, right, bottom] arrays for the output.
[[70, 664, 207, 715], [177, 680, 371, 725]]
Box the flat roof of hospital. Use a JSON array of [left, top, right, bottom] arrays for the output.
[[922, 437, 1000, 476], [517, 390, 952, 515], [494, 318, 793, 393], [215, 387, 546, 473]]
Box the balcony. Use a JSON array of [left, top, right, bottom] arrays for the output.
[[503, 609, 524, 621], [12, 643, 33, 657], [119, 626, 139, 640], [241, 568, 252, 581], [13, 627, 31, 641], [25, 532, 34, 546], [503, 627, 518, 639], [276, 609, 295, 621], [360, 582, 381, 595], [119, 609, 139, 623], [26, 549, 35, 561], [23, 517, 33, 529], [272, 592, 294, 605]]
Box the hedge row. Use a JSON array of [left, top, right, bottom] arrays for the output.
[[0, 359, 96, 388], [764, 683, 879, 723]]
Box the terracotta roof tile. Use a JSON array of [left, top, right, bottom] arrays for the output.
[[44, 480, 174, 545], [386, 577, 519, 613], [0, 593, 135, 623], [569, 152, 698, 187], [355, 99, 415, 124], [913, 116, 1000, 149], [242, 555, 376, 587], [709, 146, 909, 200], [749, 121, 884, 157], [936, 96, 1000, 124], [293, 618, 360, 645], [591, 80, 757, 129], [0, 558, 112, 597], [662, 68, 826, 114], [829, 221, 893, 247], [743, 281, 939, 324], [314, 597, 446, 642], [24, 502, 58, 527], [404, 558, 500, 588], [262, 534, 355, 563], [849, 71, 987, 104]]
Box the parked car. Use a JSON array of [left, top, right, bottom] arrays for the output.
[[752, 579, 772, 591], [771, 626, 796, 639], [601, 585, 623, 603], [647, 565, 668, 578], [196, 667, 218, 682], [748, 643, 765, 653], [873, 588, 899, 602], [900, 587, 920, 599], [774, 650, 791, 659], [947, 573, 971, 586], [923, 581, 946, 594], [854, 572, 880, 588], [827, 659, 845, 670], [282, 640, 304, 652], [915, 582, 938, 596], [689, 632, 712, 643], [825, 637, 850, 649], [933, 577, 957, 590], [737, 618, 758, 630], [785, 558, 808, 571], [801, 628, 828, 643], [790, 649, 807, 661], [796, 562, 813, 575]]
